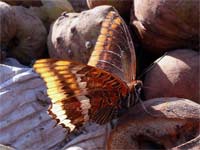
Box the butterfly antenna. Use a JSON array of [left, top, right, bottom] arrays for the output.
[[137, 52, 168, 80], [135, 86, 160, 117], [135, 52, 168, 117]]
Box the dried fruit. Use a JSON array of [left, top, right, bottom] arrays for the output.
[[87, 0, 132, 17], [131, 0, 199, 54], [107, 98, 200, 149], [7, 6, 47, 65], [48, 5, 114, 64], [0, 1, 16, 45], [143, 49, 199, 103], [1, 0, 43, 7], [69, 0, 88, 12], [29, 0, 74, 30]]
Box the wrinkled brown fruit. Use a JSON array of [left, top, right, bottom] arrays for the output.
[[7, 6, 47, 65], [171, 135, 200, 150], [87, 0, 132, 17], [131, 0, 199, 54], [1, 0, 43, 7], [48, 5, 115, 64], [69, 0, 88, 12], [0, 1, 16, 45], [107, 98, 200, 150], [29, 1, 74, 31], [0, 50, 6, 63], [143, 49, 200, 103]]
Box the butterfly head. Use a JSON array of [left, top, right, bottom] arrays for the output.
[[118, 80, 142, 117], [120, 80, 143, 109], [130, 80, 143, 104]]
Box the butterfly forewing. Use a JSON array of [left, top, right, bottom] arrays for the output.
[[88, 11, 136, 84], [34, 59, 129, 131]]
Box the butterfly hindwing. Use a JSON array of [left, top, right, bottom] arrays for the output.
[[33, 59, 129, 131]]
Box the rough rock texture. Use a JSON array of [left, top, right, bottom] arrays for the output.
[[107, 97, 200, 150], [48, 5, 114, 64], [7, 6, 47, 65], [143, 49, 199, 103], [131, 0, 199, 54], [0, 1, 16, 45]]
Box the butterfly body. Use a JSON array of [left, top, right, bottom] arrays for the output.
[[33, 10, 140, 132]]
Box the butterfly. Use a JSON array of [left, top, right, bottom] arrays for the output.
[[33, 11, 141, 132]]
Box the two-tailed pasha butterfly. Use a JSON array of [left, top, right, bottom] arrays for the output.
[[33, 11, 141, 131]]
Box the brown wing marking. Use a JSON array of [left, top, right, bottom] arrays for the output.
[[91, 106, 116, 125], [33, 59, 129, 131]]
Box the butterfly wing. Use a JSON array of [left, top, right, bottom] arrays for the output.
[[33, 59, 129, 131], [88, 11, 136, 84]]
